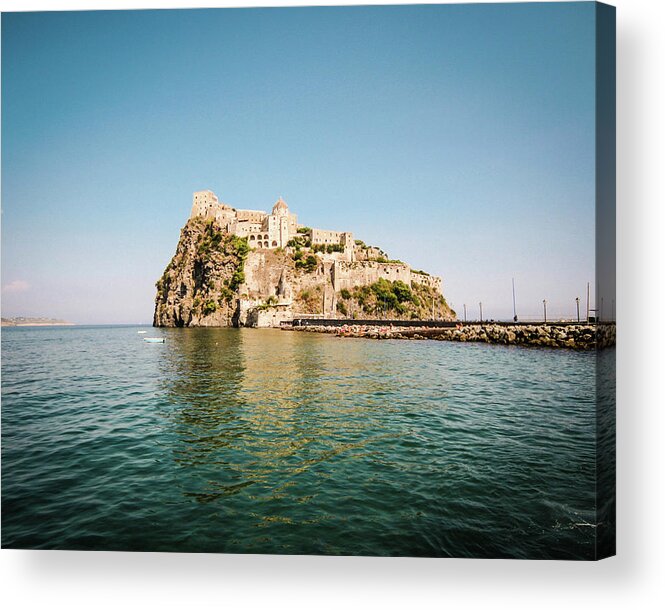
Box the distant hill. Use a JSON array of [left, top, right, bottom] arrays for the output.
[[1, 317, 74, 327]]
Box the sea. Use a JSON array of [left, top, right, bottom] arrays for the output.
[[1, 325, 613, 558]]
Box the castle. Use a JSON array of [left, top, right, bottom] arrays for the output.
[[190, 189, 443, 300], [191, 190, 356, 260], [153, 190, 451, 328]]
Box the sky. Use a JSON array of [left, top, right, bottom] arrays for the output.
[[1, 3, 597, 324]]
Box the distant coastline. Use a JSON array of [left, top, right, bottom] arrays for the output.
[[1, 317, 74, 327]]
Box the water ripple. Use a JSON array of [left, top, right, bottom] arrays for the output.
[[2, 326, 601, 557]]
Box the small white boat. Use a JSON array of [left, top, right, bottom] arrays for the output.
[[137, 330, 147, 334], [143, 337, 165, 343]]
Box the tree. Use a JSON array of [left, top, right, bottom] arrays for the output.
[[393, 280, 413, 303]]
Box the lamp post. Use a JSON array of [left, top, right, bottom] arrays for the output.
[[512, 277, 517, 322], [543, 299, 547, 323], [463, 304, 467, 323], [576, 297, 580, 323], [479, 302, 483, 323]]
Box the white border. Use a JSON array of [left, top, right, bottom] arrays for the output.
[[1, 1, 663, 608]]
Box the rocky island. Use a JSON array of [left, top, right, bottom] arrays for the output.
[[154, 190, 454, 327]]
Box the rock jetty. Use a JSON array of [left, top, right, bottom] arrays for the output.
[[289, 323, 616, 350]]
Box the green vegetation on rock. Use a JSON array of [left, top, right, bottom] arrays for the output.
[[292, 249, 319, 273], [335, 278, 453, 320], [311, 243, 344, 254], [153, 218, 251, 326]]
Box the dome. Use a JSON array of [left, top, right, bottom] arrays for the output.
[[272, 197, 289, 215]]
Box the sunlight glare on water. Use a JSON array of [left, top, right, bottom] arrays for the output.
[[2, 326, 599, 558]]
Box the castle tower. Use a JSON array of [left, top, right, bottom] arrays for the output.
[[269, 197, 297, 247], [272, 197, 289, 216], [191, 190, 219, 219]]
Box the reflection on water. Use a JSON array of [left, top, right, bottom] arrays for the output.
[[2, 325, 603, 558], [159, 328, 409, 512]]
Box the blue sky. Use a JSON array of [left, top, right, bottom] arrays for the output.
[[2, 3, 596, 323]]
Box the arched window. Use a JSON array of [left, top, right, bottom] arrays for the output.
[[272, 241, 277, 247], [249, 235, 255, 241]]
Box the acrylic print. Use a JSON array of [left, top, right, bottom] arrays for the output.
[[1, 2, 616, 559]]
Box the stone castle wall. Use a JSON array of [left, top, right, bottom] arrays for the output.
[[411, 272, 442, 292], [245, 306, 292, 328], [331, 260, 412, 292], [311, 228, 344, 245]]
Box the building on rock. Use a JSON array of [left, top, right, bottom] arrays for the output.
[[176, 189, 450, 326]]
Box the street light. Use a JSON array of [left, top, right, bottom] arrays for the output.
[[463, 303, 467, 322], [512, 277, 518, 322], [479, 302, 483, 323], [543, 299, 547, 323], [575, 297, 580, 323]]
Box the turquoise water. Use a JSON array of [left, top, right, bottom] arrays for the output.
[[2, 326, 602, 558]]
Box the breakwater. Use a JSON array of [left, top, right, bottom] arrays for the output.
[[288, 322, 616, 350]]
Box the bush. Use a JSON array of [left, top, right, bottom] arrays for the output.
[[296, 254, 318, 273], [341, 278, 424, 316], [297, 227, 311, 234], [393, 280, 413, 303], [197, 222, 226, 256], [288, 235, 311, 249], [218, 287, 233, 302], [336, 301, 348, 316], [203, 300, 217, 314], [229, 270, 245, 291], [305, 255, 318, 271], [355, 285, 371, 307], [231, 236, 250, 258]]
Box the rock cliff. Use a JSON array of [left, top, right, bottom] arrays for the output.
[[153, 218, 248, 327], [154, 217, 455, 327]]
